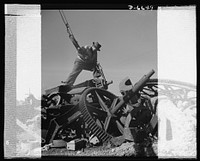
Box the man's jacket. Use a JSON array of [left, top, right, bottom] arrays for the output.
[[77, 45, 97, 65]]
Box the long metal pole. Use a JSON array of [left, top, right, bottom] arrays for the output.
[[59, 10, 74, 36]]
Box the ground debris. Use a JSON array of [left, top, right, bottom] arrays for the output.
[[42, 138, 157, 157], [110, 135, 126, 147]]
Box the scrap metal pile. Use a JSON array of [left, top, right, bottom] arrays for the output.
[[41, 64, 159, 150], [40, 10, 159, 151], [40, 11, 196, 154]]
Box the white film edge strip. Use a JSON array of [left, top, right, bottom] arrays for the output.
[[5, 4, 41, 158], [157, 6, 196, 158]]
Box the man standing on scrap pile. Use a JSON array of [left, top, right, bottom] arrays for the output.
[[63, 40, 102, 90], [59, 10, 102, 91]]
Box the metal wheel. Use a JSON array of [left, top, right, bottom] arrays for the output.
[[48, 93, 62, 107], [47, 92, 71, 107], [144, 79, 196, 108], [79, 87, 124, 142]]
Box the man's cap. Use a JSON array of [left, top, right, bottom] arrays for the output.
[[93, 42, 101, 51]]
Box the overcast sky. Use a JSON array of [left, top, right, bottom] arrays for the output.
[[41, 10, 157, 95]]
